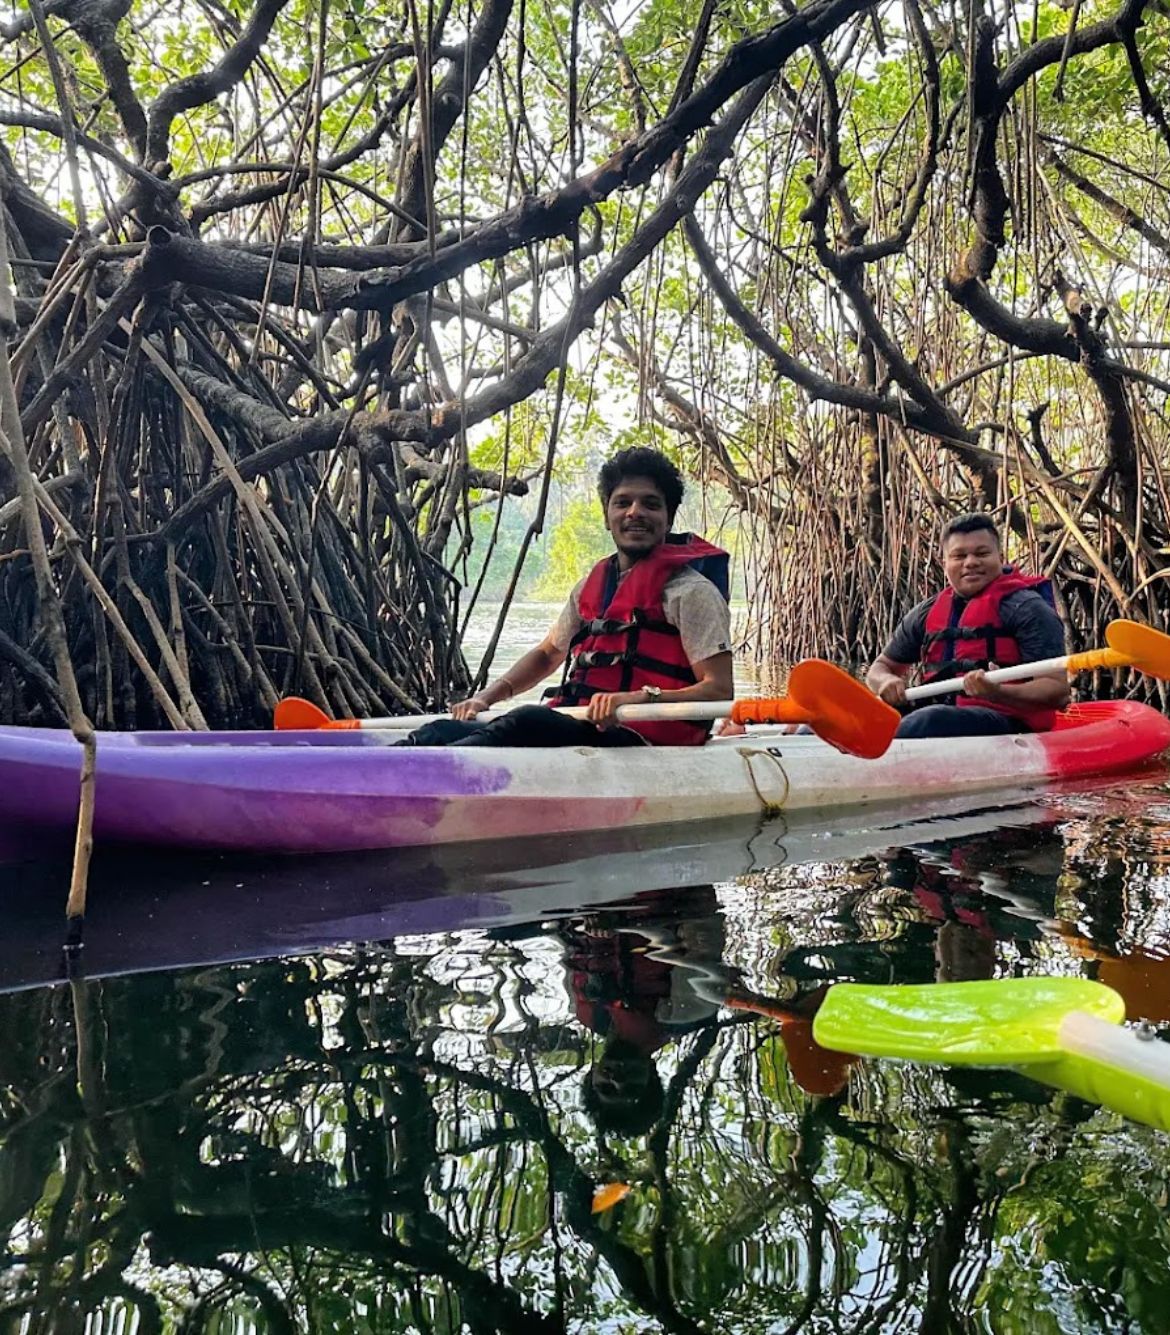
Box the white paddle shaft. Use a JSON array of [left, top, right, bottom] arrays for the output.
[[383, 659, 1070, 723], [1059, 1011, 1170, 1087], [906, 654, 1071, 702], [349, 700, 741, 730]]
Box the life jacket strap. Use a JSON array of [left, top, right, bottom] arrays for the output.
[[570, 611, 677, 644], [922, 621, 1002, 646], [572, 649, 694, 680], [572, 617, 636, 640], [923, 657, 993, 681]]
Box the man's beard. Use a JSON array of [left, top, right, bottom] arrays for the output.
[[615, 530, 658, 559]]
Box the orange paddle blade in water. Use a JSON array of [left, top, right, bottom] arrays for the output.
[[724, 991, 855, 1096]]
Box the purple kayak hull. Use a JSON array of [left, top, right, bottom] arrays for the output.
[[0, 724, 660, 852], [0, 726, 516, 853]]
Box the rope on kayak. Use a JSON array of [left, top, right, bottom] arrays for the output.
[[739, 747, 789, 817]]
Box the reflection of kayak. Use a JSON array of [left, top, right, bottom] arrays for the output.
[[0, 796, 1053, 995], [0, 700, 1167, 854]]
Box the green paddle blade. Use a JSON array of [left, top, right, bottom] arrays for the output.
[[1040, 1048, 1170, 1133], [812, 978, 1125, 1066]]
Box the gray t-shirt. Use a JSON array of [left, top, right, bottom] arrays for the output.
[[550, 566, 732, 665], [883, 589, 1065, 667]]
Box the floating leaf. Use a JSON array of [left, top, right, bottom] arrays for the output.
[[591, 1182, 632, 1213]]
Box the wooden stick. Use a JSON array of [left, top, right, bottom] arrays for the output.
[[0, 210, 96, 933]]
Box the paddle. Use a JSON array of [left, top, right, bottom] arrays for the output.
[[274, 659, 901, 759], [721, 986, 856, 1097], [812, 977, 1170, 1132], [901, 617, 1170, 703], [278, 619, 1170, 758]]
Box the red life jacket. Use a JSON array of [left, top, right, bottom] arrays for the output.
[[570, 935, 677, 1053], [921, 569, 1057, 731], [549, 535, 730, 747], [911, 863, 995, 938]]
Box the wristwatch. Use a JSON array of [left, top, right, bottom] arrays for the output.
[[641, 685, 663, 701]]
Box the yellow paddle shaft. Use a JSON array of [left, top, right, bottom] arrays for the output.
[[1067, 646, 1130, 672]]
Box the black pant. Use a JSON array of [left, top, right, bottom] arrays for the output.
[[401, 703, 647, 748], [895, 704, 1029, 740]]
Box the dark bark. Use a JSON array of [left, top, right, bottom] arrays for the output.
[[145, 0, 292, 166]]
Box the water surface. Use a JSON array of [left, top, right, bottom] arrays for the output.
[[2, 775, 1169, 1331]]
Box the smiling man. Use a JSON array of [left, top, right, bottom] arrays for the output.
[[402, 447, 734, 749], [865, 513, 1070, 739]]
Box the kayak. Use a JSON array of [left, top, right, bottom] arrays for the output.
[[0, 699, 1166, 855]]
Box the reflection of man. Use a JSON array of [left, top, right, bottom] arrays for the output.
[[406, 447, 733, 749], [866, 514, 1069, 739], [569, 888, 724, 1136], [884, 825, 1060, 982], [565, 887, 852, 1135]]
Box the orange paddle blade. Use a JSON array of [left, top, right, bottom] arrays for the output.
[[786, 659, 900, 759], [1105, 620, 1170, 680], [725, 992, 854, 1096], [274, 696, 353, 730], [776, 1017, 856, 1098]]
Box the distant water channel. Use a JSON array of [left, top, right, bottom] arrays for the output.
[[1, 602, 1168, 1330]]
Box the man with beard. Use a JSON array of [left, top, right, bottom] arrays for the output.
[[404, 447, 733, 748]]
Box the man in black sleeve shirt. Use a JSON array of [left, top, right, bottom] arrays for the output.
[[865, 514, 1069, 739]]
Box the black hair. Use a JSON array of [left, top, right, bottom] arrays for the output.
[[940, 512, 1001, 548], [581, 1037, 665, 1136], [596, 447, 684, 525]]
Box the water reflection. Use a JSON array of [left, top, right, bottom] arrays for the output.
[[2, 781, 1169, 1330]]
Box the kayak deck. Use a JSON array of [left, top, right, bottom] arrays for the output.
[[0, 700, 1166, 854]]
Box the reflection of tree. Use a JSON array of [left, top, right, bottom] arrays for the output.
[[0, 914, 1167, 1331]]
